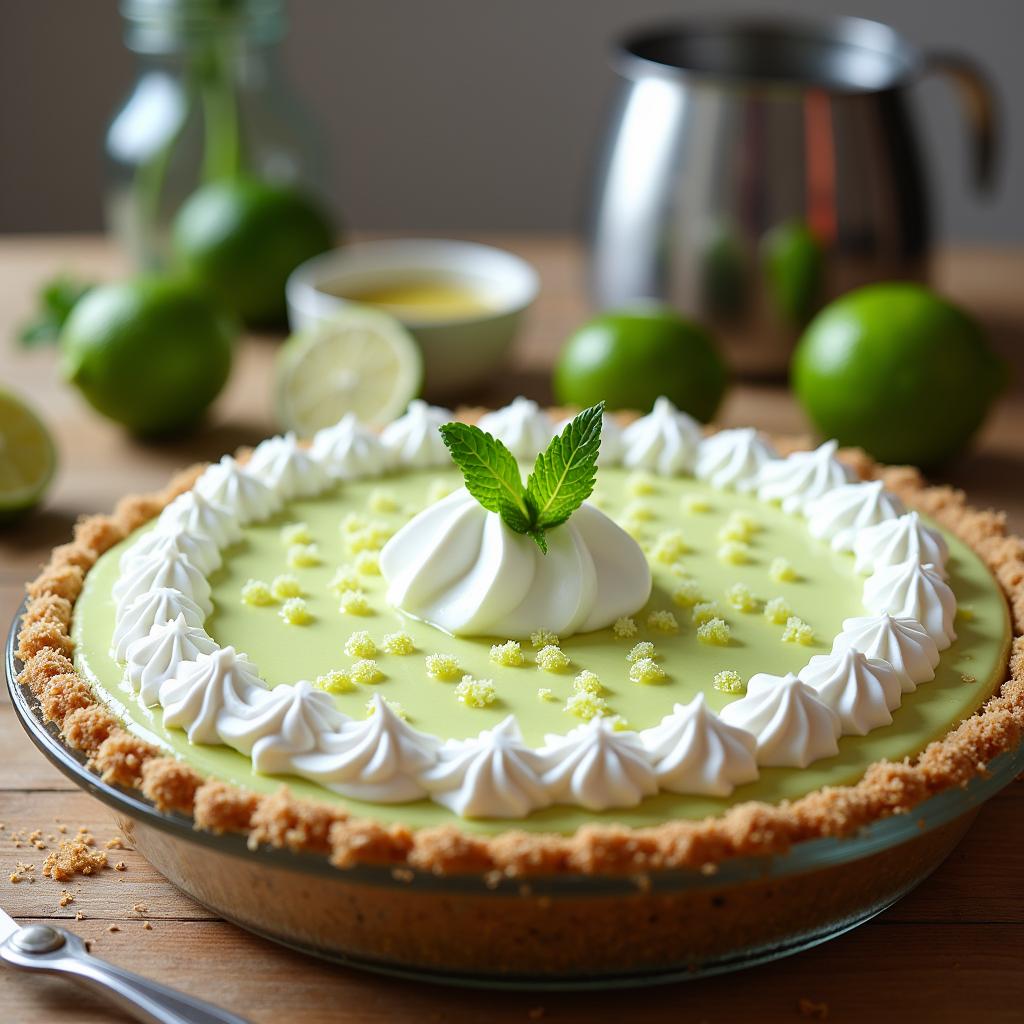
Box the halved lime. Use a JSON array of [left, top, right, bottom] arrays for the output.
[[0, 390, 57, 524], [275, 307, 423, 433]]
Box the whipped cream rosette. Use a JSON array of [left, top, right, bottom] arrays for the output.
[[380, 400, 455, 467], [310, 413, 392, 479], [756, 440, 856, 514], [621, 396, 702, 475], [477, 397, 555, 459], [806, 480, 905, 552], [695, 427, 778, 492]]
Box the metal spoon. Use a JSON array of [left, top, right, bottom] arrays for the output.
[[0, 905, 250, 1024]]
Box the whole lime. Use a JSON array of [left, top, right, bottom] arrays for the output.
[[60, 276, 236, 437], [173, 178, 335, 325], [792, 283, 1005, 466], [553, 306, 727, 422]]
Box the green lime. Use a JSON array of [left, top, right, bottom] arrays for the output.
[[60, 276, 236, 437], [0, 390, 57, 524], [275, 306, 422, 433], [792, 282, 1006, 466], [762, 220, 824, 325], [553, 306, 728, 422], [173, 178, 335, 326]]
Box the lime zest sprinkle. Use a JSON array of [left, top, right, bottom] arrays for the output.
[[367, 488, 398, 513], [646, 609, 679, 634], [240, 579, 275, 606], [365, 696, 407, 720], [713, 669, 745, 694], [344, 630, 377, 659], [287, 542, 321, 568], [565, 692, 609, 720], [280, 521, 312, 546], [651, 529, 689, 564], [770, 556, 799, 582], [536, 645, 570, 672], [530, 629, 560, 649], [340, 512, 367, 534], [572, 670, 603, 695], [696, 617, 731, 645], [782, 616, 815, 645], [671, 580, 703, 608], [345, 522, 393, 554], [490, 640, 525, 667], [279, 597, 313, 625], [623, 500, 655, 522], [537, 687, 557, 702], [271, 573, 302, 600], [626, 472, 657, 496], [725, 582, 760, 613], [957, 605, 975, 621], [622, 519, 646, 540], [692, 601, 723, 626], [354, 551, 380, 575], [328, 566, 360, 594], [455, 675, 497, 708], [764, 596, 793, 625], [338, 588, 370, 615], [629, 657, 666, 684], [315, 669, 355, 694], [382, 631, 415, 655], [626, 641, 655, 663], [351, 658, 383, 684], [718, 511, 760, 543], [683, 495, 712, 514], [425, 653, 461, 681], [717, 540, 751, 565], [612, 616, 638, 639]]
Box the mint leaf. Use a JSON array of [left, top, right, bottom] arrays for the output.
[[439, 422, 532, 533], [18, 275, 93, 347], [526, 403, 604, 531]]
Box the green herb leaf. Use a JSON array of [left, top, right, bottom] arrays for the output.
[[439, 422, 532, 534], [526, 402, 604, 531], [17, 275, 93, 347]]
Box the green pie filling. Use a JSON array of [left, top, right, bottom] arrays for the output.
[[73, 467, 1011, 834]]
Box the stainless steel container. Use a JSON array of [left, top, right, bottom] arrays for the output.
[[587, 16, 997, 376]]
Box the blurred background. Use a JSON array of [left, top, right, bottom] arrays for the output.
[[2, 0, 1020, 239]]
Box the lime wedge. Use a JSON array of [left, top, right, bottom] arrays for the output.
[[275, 307, 423, 433], [0, 389, 57, 523]]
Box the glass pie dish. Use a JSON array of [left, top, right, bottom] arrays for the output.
[[9, 601, 1022, 989]]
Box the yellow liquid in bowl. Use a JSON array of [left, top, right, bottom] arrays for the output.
[[333, 279, 497, 323]]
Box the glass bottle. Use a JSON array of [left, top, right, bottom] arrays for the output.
[[104, 0, 328, 268]]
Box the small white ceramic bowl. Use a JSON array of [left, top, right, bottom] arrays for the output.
[[286, 238, 539, 398]]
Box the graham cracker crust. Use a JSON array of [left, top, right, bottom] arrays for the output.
[[15, 433, 1024, 877]]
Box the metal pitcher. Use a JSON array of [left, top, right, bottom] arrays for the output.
[[587, 16, 998, 377]]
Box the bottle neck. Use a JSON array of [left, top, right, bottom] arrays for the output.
[[120, 0, 285, 55]]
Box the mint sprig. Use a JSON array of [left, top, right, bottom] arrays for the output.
[[439, 403, 604, 553]]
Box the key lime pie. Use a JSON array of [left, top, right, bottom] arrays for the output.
[[15, 396, 1024, 977]]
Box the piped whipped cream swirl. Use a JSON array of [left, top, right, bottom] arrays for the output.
[[120, 525, 222, 577], [756, 440, 856, 514], [247, 433, 330, 499], [310, 413, 392, 479], [800, 649, 903, 735], [621, 397, 702, 476], [854, 511, 950, 576], [806, 480, 905, 552], [832, 614, 940, 692], [695, 428, 778, 492], [157, 490, 242, 550], [125, 614, 218, 706], [477, 398, 555, 459], [111, 587, 206, 661], [380, 400, 454, 467], [195, 456, 282, 523], [112, 549, 213, 617], [863, 560, 957, 649]]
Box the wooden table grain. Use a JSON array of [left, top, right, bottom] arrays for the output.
[[1, 235, 1023, 1023]]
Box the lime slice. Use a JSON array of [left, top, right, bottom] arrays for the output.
[[275, 307, 423, 433], [0, 390, 57, 523]]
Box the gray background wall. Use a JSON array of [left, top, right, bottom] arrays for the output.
[[1, 0, 1020, 240]]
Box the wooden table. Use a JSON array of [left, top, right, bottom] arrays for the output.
[[2, 236, 1023, 1023]]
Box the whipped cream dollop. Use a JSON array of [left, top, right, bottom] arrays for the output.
[[539, 718, 658, 811], [159, 646, 268, 744], [247, 433, 330, 499], [195, 455, 282, 524], [853, 511, 950, 576], [695, 428, 778, 492], [310, 414, 392, 479], [756, 440, 856, 514], [421, 716, 549, 817], [863, 560, 957, 649], [806, 480, 905, 552], [379, 488, 651, 637], [800, 648, 903, 735], [111, 587, 206, 661], [120, 525, 222, 577], [380, 400, 454, 467], [640, 694, 758, 796], [112, 550, 213, 617], [720, 673, 841, 768], [555, 412, 625, 467], [621, 397, 702, 476], [124, 614, 218, 706], [157, 490, 242, 550], [299, 694, 439, 801], [477, 398, 555, 459], [832, 614, 940, 693]]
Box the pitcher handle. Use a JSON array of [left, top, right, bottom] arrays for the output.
[[924, 52, 999, 193]]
